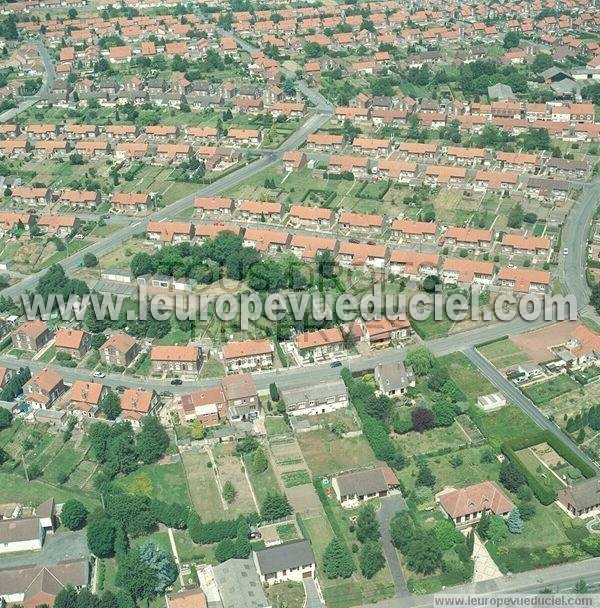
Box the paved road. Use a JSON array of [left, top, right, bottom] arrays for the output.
[[377, 494, 409, 597], [465, 346, 599, 473], [355, 556, 600, 608], [561, 178, 600, 311], [303, 578, 325, 608], [0, 39, 55, 124]]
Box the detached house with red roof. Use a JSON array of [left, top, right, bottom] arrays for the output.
[[437, 481, 515, 527], [69, 380, 107, 419], [100, 332, 139, 368], [54, 327, 91, 360], [23, 368, 66, 409], [119, 389, 159, 427], [12, 320, 52, 353], [150, 345, 203, 375], [222, 339, 274, 373], [295, 327, 344, 362]]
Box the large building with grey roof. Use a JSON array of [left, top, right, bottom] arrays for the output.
[[213, 558, 270, 608], [279, 379, 348, 416], [253, 539, 315, 585]]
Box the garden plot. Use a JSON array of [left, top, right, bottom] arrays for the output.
[[515, 446, 567, 493], [455, 414, 485, 445], [181, 449, 223, 520], [211, 442, 258, 516], [296, 428, 376, 477]]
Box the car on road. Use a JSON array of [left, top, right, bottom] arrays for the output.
[[116, 385, 126, 392], [93, 371, 106, 378], [170, 378, 183, 385], [330, 360, 342, 368], [563, 248, 569, 255]]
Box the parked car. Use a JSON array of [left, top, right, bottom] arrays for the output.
[[170, 378, 183, 385], [93, 371, 106, 378], [330, 360, 342, 368]]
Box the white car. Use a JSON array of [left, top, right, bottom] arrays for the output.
[[563, 248, 569, 256], [93, 371, 106, 378]]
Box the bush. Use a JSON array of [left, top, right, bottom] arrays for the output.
[[61, 499, 88, 530]]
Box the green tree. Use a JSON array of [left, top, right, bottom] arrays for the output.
[[116, 548, 156, 601], [191, 418, 206, 440], [416, 463, 436, 488], [100, 392, 121, 420], [356, 503, 380, 543], [477, 511, 491, 538], [215, 538, 236, 562], [0, 408, 12, 429], [261, 492, 292, 521], [575, 579, 588, 594], [106, 493, 156, 538], [83, 253, 99, 268], [405, 347, 435, 376], [503, 31, 520, 49], [222, 481, 237, 504], [136, 416, 169, 464], [323, 537, 354, 579], [487, 515, 508, 543], [359, 541, 385, 578], [406, 532, 442, 574], [54, 586, 78, 608], [434, 519, 460, 550], [499, 460, 526, 492], [87, 516, 116, 557], [252, 446, 268, 473], [61, 499, 88, 531], [506, 508, 523, 534], [138, 541, 178, 594]]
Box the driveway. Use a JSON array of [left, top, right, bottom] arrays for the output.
[[467, 530, 502, 582], [377, 493, 410, 597], [0, 530, 89, 569], [303, 578, 324, 608]]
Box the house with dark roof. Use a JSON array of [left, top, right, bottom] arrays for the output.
[[0, 517, 44, 554], [279, 379, 348, 417], [213, 558, 270, 608], [332, 465, 399, 508], [374, 361, 415, 397], [253, 539, 315, 584], [0, 559, 89, 607], [558, 476, 600, 516]]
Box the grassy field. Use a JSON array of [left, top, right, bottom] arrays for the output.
[[43, 444, 86, 484], [515, 447, 566, 492], [0, 471, 100, 509], [523, 375, 580, 405], [265, 415, 291, 436], [181, 449, 223, 520], [398, 444, 501, 494], [478, 338, 530, 368], [297, 429, 376, 477], [282, 469, 312, 488], [395, 423, 470, 457], [265, 583, 305, 608], [117, 460, 191, 505], [438, 352, 495, 401], [469, 405, 541, 450]]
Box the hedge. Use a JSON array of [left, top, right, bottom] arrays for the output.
[[188, 512, 258, 545], [501, 430, 596, 505], [502, 430, 596, 479]]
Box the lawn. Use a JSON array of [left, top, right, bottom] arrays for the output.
[[181, 449, 223, 520], [486, 503, 582, 573], [265, 583, 305, 608], [265, 416, 291, 436], [469, 405, 541, 450], [172, 528, 216, 564], [395, 423, 470, 457], [438, 352, 495, 401], [523, 375, 580, 405], [117, 460, 191, 506], [199, 356, 225, 378], [398, 444, 502, 494], [478, 338, 530, 368], [43, 444, 87, 484], [0, 470, 99, 509], [297, 428, 377, 477]]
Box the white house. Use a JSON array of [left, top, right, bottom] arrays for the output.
[[253, 540, 316, 584]]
